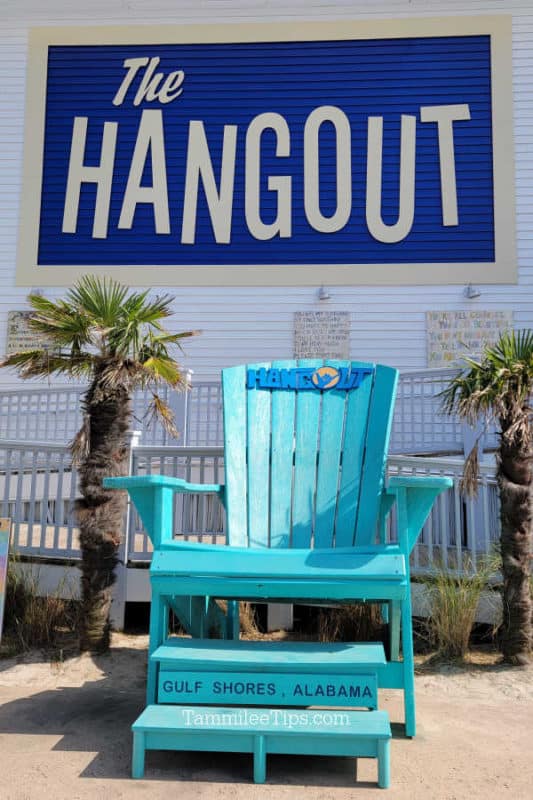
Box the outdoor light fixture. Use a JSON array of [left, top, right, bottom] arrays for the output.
[[464, 284, 481, 299], [318, 285, 331, 301]]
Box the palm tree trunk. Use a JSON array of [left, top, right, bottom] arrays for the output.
[[76, 374, 131, 652], [497, 435, 532, 665]]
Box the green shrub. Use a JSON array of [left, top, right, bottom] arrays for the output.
[[318, 603, 383, 643], [424, 554, 500, 659], [1, 555, 79, 655]]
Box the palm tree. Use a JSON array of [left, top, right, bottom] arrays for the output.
[[441, 329, 533, 665], [1, 276, 196, 652]]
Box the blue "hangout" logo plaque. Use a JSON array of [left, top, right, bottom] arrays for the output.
[[247, 366, 373, 391]]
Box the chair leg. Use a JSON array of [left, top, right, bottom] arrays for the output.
[[146, 594, 168, 705], [132, 732, 145, 779], [226, 600, 240, 640], [253, 735, 266, 783], [377, 739, 390, 788], [400, 593, 416, 738], [189, 596, 208, 637], [389, 600, 401, 662]]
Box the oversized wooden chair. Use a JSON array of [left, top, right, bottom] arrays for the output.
[[105, 360, 451, 785]]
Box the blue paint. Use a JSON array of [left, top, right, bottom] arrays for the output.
[[37, 35, 494, 268], [247, 365, 373, 391]]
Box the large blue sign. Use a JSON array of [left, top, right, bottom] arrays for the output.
[[37, 33, 494, 268], [18, 19, 515, 286]]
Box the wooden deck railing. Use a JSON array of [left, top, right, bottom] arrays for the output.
[[0, 440, 499, 577], [0, 368, 499, 455]]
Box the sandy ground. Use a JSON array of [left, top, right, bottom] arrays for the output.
[[0, 634, 532, 800]]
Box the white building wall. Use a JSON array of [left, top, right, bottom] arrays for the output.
[[0, 0, 531, 384]]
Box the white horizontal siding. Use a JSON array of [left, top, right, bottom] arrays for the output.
[[0, 0, 532, 385]]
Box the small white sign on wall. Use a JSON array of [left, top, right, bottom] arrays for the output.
[[426, 310, 514, 368], [6, 311, 51, 355], [294, 312, 351, 359]]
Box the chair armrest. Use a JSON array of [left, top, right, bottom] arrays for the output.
[[103, 474, 224, 498], [383, 475, 453, 554], [387, 475, 453, 492], [103, 474, 225, 549]]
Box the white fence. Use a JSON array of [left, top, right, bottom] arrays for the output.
[[0, 381, 191, 447], [0, 368, 498, 455], [0, 439, 499, 577]]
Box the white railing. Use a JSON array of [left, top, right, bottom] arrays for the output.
[[0, 368, 497, 456], [0, 439, 500, 576], [0, 379, 191, 447], [0, 440, 80, 559]]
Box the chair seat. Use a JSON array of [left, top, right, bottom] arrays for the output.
[[150, 546, 407, 601]]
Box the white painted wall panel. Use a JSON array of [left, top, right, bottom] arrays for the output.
[[0, 1, 531, 385]]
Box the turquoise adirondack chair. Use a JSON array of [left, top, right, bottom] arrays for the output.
[[105, 360, 451, 784]]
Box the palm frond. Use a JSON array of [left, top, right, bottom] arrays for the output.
[[144, 393, 180, 440], [150, 329, 199, 349], [461, 443, 480, 497], [66, 275, 128, 327], [24, 294, 92, 351], [0, 350, 95, 379], [440, 329, 533, 426], [140, 355, 185, 386], [121, 291, 174, 325], [70, 413, 91, 464]]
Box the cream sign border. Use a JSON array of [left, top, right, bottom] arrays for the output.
[[17, 16, 516, 287]]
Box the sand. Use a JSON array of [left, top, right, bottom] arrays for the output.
[[0, 634, 532, 800]]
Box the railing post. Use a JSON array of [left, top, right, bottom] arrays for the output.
[[110, 429, 142, 631]]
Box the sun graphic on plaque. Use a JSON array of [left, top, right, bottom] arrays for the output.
[[311, 366, 341, 390]]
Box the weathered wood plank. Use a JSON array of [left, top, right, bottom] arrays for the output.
[[292, 359, 322, 548]]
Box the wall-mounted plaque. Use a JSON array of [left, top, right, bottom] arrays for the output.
[[426, 310, 514, 368], [6, 311, 52, 355], [294, 311, 350, 359]]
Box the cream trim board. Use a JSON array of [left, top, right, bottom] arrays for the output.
[[23, 17, 515, 46], [17, 16, 516, 287]]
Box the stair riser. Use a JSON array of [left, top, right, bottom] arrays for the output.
[[158, 670, 378, 707], [140, 730, 383, 759]]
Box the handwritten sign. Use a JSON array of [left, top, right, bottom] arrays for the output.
[[0, 519, 11, 644], [158, 671, 377, 708], [426, 310, 514, 367], [6, 311, 52, 355], [294, 312, 351, 359]]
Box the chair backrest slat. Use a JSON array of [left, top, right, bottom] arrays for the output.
[[334, 361, 375, 547], [222, 359, 398, 550], [270, 360, 297, 548], [222, 364, 248, 547], [354, 364, 399, 546], [291, 359, 323, 548], [313, 360, 349, 549], [246, 362, 272, 547]]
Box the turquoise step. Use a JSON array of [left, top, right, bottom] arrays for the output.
[[152, 638, 387, 671], [152, 639, 386, 707], [132, 704, 391, 787]]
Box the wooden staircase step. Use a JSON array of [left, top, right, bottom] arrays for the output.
[[152, 638, 387, 670], [132, 704, 391, 786], [152, 639, 386, 708]]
